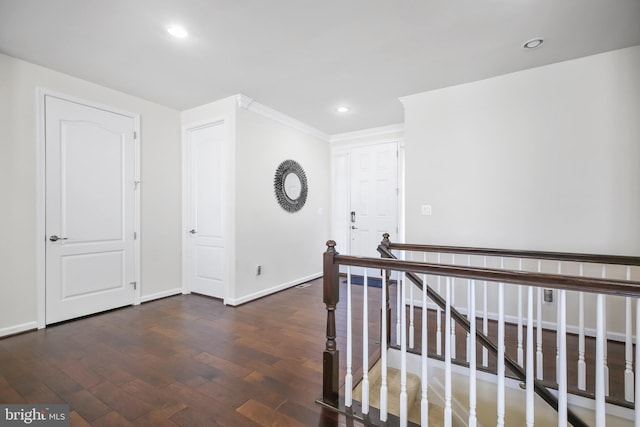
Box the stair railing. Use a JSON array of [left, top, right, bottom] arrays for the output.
[[379, 233, 640, 402], [320, 237, 640, 427]]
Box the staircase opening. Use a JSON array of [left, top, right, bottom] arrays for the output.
[[318, 234, 640, 426]]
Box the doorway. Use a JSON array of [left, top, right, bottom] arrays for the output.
[[333, 141, 400, 277]]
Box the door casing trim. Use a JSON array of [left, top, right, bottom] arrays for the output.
[[36, 88, 141, 328]]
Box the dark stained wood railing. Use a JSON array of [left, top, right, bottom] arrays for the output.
[[380, 233, 640, 267], [329, 252, 640, 296], [322, 236, 640, 426]]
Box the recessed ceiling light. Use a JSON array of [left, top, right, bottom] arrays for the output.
[[522, 38, 544, 50], [167, 25, 188, 38], [336, 106, 350, 113]]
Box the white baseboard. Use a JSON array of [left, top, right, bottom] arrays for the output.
[[225, 273, 322, 306], [140, 288, 183, 303], [0, 321, 38, 338]]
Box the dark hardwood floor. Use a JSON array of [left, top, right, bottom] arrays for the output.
[[0, 277, 629, 426], [0, 279, 368, 426]]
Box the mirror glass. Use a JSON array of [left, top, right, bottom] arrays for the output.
[[284, 172, 302, 200]]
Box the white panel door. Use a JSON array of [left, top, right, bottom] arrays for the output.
[[45, 96, 136, 324], [350, 142, 398, 277], [186, 123, 225, 299]]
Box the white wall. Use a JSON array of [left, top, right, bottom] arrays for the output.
[[181, 97, 331, 305], [402, 46, 640, 256], [401, 46, 640, 336], [231, 106, 331, 304], [0, 53, 182, 335]]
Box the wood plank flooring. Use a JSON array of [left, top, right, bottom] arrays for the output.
[[0, 279, 366, 426], [0, 277, 630, 426]]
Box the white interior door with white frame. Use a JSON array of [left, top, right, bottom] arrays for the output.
[[44, 94, 139, 325], [184, 121, 226, 299], [332, 141, 399, 278]]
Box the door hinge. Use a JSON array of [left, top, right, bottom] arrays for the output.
[[134, 180, 140, 190], [134, 232, 137, 240], [130, 281, 137, 290], [133, 131, 137, 140]]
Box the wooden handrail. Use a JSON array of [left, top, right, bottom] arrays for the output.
[[381, 233, 640, 266], [334, 253, 640, 298]]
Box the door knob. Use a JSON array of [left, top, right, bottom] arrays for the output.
[[49, 235, 68, 242], [189, 229, 197, 234], [351, 226, 358, 230]]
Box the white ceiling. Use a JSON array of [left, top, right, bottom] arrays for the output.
[[1, 0, 639, 135]]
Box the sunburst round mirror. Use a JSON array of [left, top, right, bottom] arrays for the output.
[[274, 159, 307, 212]]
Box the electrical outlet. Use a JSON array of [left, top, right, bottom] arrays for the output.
[[256, 265, 262, 276]]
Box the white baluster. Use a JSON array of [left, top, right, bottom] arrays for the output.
[[467, 278, 471, 364], [558, 289, 567, 427], [536, 260, 543, 380], [497, 281, 505, 427], [444, 277, 452, 427], [451, 254, 456, 360], [400, 272, 408, 427], [380, 270, 388, 421], [362, 270, 370, 414], [467, 255, 472, 363], [345, 267, 353, 407], [526, 286, 534, 427], [469, 279, 477, 427], [483, 256, 488, 368], [437, 271, 443, 356], [635, 298, 640, 427], [517, 260, 524, 367], [595, 294, 606, 427], [578, 264, 586, 391], [421, 273, 429, 427], [602, 266, 610, 397], [626, 266, 635, 402], [556, 263, 562, 385], [397, 271, 402, 346]]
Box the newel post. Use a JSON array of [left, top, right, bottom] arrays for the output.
[[381, 233, 392, 346], [323, 240, 340, 407]]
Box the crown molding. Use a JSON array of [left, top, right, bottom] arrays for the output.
[[235, 94, 330, 142], [330, 123, 404, 143], [235, 94, 404, 143]]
